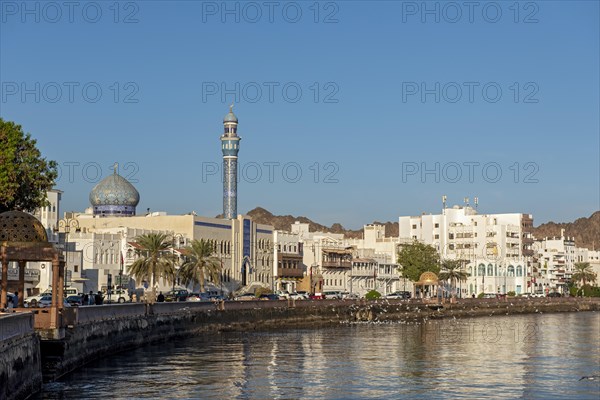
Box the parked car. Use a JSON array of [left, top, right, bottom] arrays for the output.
[[187, 292, 210, 302], [482, 293, 498, 299], [274, 290, 290, 299], [342, 292, 361, 300], [66, 295, 83, 306], [235, 293, 257, 301], [547, 292, 562, 298], [165, 289, 189, 302], [25, 294, 72, 308], [309, 293, 323, 300], [385, 291, 412, 299], [289, 292, 308, 300], [259, 293, 280, 301], [323, 291, 342, 299], [105, 289, 128, 303], [24, 294, 45, 308]]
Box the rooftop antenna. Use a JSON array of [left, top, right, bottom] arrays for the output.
[[464, 197, 469, 207], [442, 195, 447, 214], [474, 197, 479, 210]]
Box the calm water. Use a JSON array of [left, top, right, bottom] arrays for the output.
[[38, 312, 599, 399]]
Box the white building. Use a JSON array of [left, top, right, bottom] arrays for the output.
[[575, 247, 600, 284], [532, 230, 576, 294], [344, 224, 407, 296], [399, 203, 534, 296], [290, 222, 348, 294]]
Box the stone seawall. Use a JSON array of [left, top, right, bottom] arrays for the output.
[[40, 297, 600, 384], [0, 314, 42, 400]]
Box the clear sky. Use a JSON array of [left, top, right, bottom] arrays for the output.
[[1, 1, 598, 229]]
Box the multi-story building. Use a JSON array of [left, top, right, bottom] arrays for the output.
[[291, 222, 347, 294], [399, 202, 534, 296], [575, 247, 600, 283], [532, 230, 576, 294], [272, 231, 304, 293], [345, 224, 406, 296]]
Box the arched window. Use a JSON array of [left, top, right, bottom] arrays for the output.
[[508, 265, 515, 277], [516, 265, 523, 277], [487, 264, 494, 276], [478, 264, 485, 276]]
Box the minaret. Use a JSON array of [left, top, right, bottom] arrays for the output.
[[221, 104, 240, 219]]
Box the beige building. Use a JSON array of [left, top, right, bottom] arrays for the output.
[[65, 210, 274, 295]]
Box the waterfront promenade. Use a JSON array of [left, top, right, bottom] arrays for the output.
[[1, 297, 599, 400]]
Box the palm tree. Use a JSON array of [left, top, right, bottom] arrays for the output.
[[438, 259, 469, 298], [179, 239, 222, 293], [127, 233, 175, 293], [572, 262, 597, 289]]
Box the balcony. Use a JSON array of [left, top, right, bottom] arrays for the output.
[[276, 267, 304, 278], [323, 261, 352, 269]]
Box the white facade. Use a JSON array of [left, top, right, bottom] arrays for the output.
[[399, 205, 534, 296], [575, 247, 600, 284], [344, 224, 408, 296], [291, 221, 346, 294], [532, 231, 576, 294]]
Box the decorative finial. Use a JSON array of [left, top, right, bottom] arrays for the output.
[[230, 103, 234, 112], [113, 162, 118, 175]]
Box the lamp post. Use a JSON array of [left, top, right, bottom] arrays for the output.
[[57, 216, 79, 293]]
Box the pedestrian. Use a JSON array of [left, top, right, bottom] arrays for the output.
[[14, 290, 19, 308], [157, 292, 165, 302], [88, 291, 95, 305], [83, 293, 89, 305], [472, 293, 475, 299], [95, 291, 103, 305]]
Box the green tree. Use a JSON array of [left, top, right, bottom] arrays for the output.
[[571, 262, 597, 288], [438, 259, 469, 297], [0, 119, 58, 213], [397, 240, 440, 282], [179, 239, 222, 293], [127, 233, 175, 293]]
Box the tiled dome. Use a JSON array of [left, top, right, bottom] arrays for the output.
[[89, 170, 140, 217], [0, 211, 48, 242]]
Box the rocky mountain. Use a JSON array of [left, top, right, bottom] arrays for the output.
[[230, 208, 599, 249], [531, 211, 600, 250], [240, 207, 399, 238]]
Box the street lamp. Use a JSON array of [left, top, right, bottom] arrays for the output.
[[57, 216, 80, 293]]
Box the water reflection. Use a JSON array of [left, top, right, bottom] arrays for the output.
[[38, 313, 599, 399]]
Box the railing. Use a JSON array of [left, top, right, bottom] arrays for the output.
[[323, 261, 352, 268], [0, 313, 34, 341]]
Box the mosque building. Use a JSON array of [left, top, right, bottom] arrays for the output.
[[53, 107, 275, 296]]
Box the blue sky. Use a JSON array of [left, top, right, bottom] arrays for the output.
[[1, 1, 598, 229]]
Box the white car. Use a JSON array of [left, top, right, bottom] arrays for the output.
[[274, 290, 290, 299], [25, 295, 71, 308], [289, 292, 308, 300]]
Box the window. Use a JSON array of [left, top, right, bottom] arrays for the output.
[[478, 264, 485, 276], [434, 223, 439, 228], [434, 234, 439, 239], [516, 265, 523, 277], [74, 265, 79, 272], [412, 224, 417, 229]]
